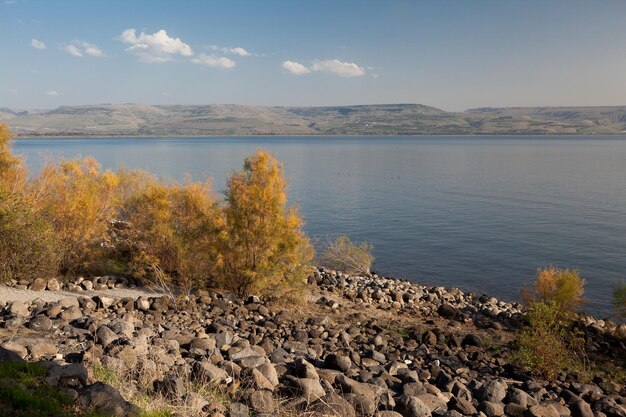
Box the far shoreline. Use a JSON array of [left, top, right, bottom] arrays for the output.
[[13, 133, 626, 140]]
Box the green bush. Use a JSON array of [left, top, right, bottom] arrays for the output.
[[320, 235, 374, 275], [515, 301, 587, 381], [0, 190, 60, 283]]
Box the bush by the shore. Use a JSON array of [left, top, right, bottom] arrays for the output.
[[0, 123, 313, 298]]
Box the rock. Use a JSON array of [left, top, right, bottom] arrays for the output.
[[249, 368, 275, 391], [479, 401, 505, 416], [505, 403, 527, 417], [462, 333, 484, 348], [29, 315, 53, 331], [46, 302, 63, 318], [59, 305, 82, 321], [525, 404, 560, 417], [96, 324, 119, 347], [248, 389, 275, 413], [94, 296, 115, 309], [136, 297, 151, 311], [438, 303, 460, 320], [295, 357, 320, 380], [10, 300, 30, 317], [0, 345, 25, 361], [189, 337, 216, 352], [312, 389, 357, 417], [28, 341, 57, 358], [229, 402, 249, 417], [192, 361, 228, 384], [479, 379, 508, 403], [80, 382, 139, 417], [285, 376, 325, 403], [29, 278, 47, 291], [184, 392, 209, 413], [47, 278, 61, 291], [151, 296, 170, 312], [449, 396, 477, 415], [0, 341, 28, 362], [416, 393, 448, 413], [570, 399, 594, 417], [337, 375, 377, 416], [401, 395, 433, 417], [325, 353, 352, 372], [256, 362, 279, 387], [45, 363, 88, 389]]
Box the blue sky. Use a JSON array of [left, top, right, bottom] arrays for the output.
[[1, 0, 626, 111]]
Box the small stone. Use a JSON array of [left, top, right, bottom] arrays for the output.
[[248, 390, 275, 413], [478, 401, 504, 417], [47, 278, 61, 291], [28, 341, 58, 358], [29, 315, 53, 331], [29, 278, 47, 291], [10, 301, 30, 317], [462, 333, 483, 348]]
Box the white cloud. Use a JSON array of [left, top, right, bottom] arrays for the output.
[[63, 44, 83, 57], [281, 60, 311, 75], [191, 53, 236, 69], [208, 44, 253, 56], [45, 90, 59, 96], [228, 47, 250, 57], [31, 38, 46, 49], [118, 28, 193, 63], [63, 41, 106, 58], [311, 59, 365, 77]]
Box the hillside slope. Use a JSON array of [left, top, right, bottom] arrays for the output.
[[2, 103, 626, 136]]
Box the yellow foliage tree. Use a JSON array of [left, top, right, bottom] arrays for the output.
[[219, 150, 314, 298], [30, 157, 120, 274], [0, 123, 27, 192], [523, 266, 587, 315], [120, 178, 224, 289]]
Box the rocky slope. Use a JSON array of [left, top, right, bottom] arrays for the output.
[[3, 104, 626, 136], [0, 270, 624, 417]]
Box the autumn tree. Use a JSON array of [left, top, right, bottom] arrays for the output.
[[219, 150, 313, 298], [30, 157, 120, 274], [0, 123, 27, 192], [119, 178, 224, 290]]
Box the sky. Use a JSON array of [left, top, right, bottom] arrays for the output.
[[1, 0, 626, 111]]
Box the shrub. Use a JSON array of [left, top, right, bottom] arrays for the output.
[[522, 266, 586, 316], [320, 235, 374, 275], [219, 149, 314, 298], [0, 190, 59, 283], [30, 157, 120, 275], [0, 123, 27, 192], [515, 301, 585, 381], [119, 179, 224, 290], [614, 281, 626, 320]]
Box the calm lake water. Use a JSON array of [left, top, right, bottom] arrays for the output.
[[13, 136, 626, 317]]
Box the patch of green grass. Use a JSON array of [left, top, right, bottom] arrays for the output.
[[0, 361, 96, 417]]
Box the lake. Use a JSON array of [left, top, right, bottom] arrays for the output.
[[12, 135, 626, 317]]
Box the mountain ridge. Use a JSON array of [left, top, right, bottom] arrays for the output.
[[2, 103, 626, 136]]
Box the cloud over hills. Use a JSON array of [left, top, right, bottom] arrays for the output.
[[281, 59, 366, 77], [118, 29, 193, 63]]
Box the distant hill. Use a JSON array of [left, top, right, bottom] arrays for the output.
[[2, 103, 626, 136]]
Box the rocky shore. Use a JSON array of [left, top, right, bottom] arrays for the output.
[[0, 269, 625, 417]]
